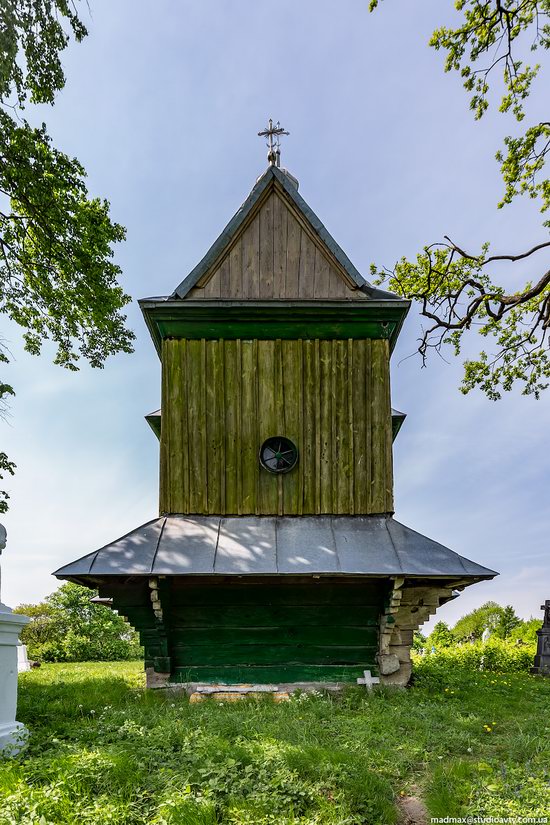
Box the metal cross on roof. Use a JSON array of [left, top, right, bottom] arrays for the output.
[[258, 119, 289, 167]]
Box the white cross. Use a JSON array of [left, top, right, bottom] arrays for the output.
[[357, 670, 380, 689]]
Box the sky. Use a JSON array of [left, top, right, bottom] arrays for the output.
[[1, 0, 548, 632]]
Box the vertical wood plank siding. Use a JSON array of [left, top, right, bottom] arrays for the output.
[[160, 338, 393, 515], [187, 190, 369, 301]]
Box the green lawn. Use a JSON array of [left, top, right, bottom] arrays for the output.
[[0, 660, 549, 824]]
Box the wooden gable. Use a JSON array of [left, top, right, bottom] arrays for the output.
[[185, 184, 368, 301]]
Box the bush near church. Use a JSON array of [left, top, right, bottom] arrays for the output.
[[413, 602, 540, 683], [426, 603, 540, 649], [13, 583, 142, 662]]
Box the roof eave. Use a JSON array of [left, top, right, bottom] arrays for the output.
[[139, 297, 411, 358]]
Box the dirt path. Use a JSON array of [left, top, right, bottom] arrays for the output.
[[397, 794, 429, 825]]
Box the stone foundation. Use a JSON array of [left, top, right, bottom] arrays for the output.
[[378, 579, 457, 686]]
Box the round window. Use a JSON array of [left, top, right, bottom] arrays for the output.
[[259, 437, 299, 474]]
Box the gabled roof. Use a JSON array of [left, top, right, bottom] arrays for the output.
[[53, 515, 497, 582], [172, 165, 399, 302]]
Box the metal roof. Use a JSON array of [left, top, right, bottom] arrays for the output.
[[53, 515, 497, 581], [172, 166, 401, 302]]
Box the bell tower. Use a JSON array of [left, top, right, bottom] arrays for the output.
[[55, 136, 497, 690], [142, 158, 408, 518]]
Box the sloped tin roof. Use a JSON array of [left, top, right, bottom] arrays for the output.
[[53, 515, 497, 581], [172, 165, 400, 302]]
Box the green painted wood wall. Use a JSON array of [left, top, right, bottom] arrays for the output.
[[108, 577, 388, 683], [160, 338, 393, 515]]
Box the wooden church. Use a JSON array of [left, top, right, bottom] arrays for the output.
[[54, 131, 497, 690]]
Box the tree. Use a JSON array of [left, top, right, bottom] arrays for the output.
[[13, 582, 142, 662], [497, 604, 522, 638], [0, 1, 134, 511], [370, 1, 550, 400], [452, 600, 505, 641], [427, 621, 456, 649], [412, 630, 427, 650], [508, 615, 542, 643]]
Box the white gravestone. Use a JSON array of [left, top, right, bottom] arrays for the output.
[[17, 645, 31, 673], [0, 525, 30, 755]]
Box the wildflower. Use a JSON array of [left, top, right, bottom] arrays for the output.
[[467, 747, 472, 753], [90, 710, 96, 715]]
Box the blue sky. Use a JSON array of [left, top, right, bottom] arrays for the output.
[[2, 0, 549, 630]]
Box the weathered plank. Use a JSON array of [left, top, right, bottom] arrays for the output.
[[319, 340, 333, 513], [382, 338, 394, 513], [281, 339, 302, 513], [352, 339, 367, 513], [334, 340, 349, 513], [172, 643, 378, 666], [159, 340, 171, 513], [169, 603, 379, 627], [219, 254, 230, 294], [313, 247, 330, 298], [328, 262, 352, 298], [169, 625, 378, 646], [242, 213, 260, 299], [200, 265, 221, 298], [273, 194, 288, 299], [170, 580, 386, 605], [257, 340, 278, 511], [167, 340, 186, 512], [240, 340, 257, 513], [171, 664, 375, 683], [370, 339, 386, 513], [298, 227, 316, 298], [229, 237, 242, 299], [187, 339, 205, 512], [224, 341, 239, 514], [206, 340, 222, 512], [284, 207, 301, 298], [259, 195, 274, 298], [301, 340, 316, 513], [365, 339, 373, 512]]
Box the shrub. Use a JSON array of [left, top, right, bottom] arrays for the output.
[[14, 583, 142, 662], [413, 637, 536, 688]]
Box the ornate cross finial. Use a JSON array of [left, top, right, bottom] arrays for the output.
[[258, 119, 289, 167]]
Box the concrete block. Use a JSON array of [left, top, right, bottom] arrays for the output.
[[376, 653, 400, 675]]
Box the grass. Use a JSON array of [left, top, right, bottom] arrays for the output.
[[0, 660, 548, 824]]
